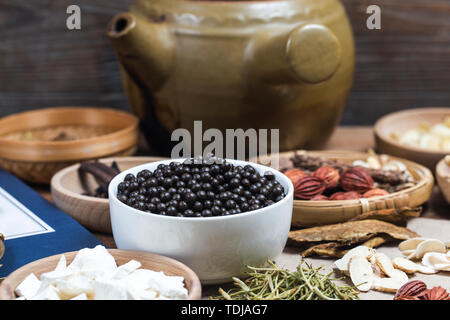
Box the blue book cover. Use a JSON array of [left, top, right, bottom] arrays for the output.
[[0, 169, 103, 277]]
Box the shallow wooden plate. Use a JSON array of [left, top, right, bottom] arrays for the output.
[[51, 156, 168, 233], [374, 107, 450, 171], [0, 249, 201, 300], [255, 150, 434, 227]]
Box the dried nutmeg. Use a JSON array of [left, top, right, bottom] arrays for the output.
[[310, 194, 329, 201], [294, 176, 326, 200], [363, 188, 390, 198], [394, 280, 427, 300], [312, 166, 340, 190], [418, 286, 450, 300], [340, 167, 374, 193], [284, 169, 309, 185]]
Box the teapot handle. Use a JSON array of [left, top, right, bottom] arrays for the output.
[[247, 24, 342, 84]]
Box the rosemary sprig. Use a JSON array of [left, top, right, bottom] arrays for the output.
[[211, 259, 359, 300]]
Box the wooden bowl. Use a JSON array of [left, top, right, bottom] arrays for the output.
[[374, 107, 450, 171], [255, 150, 434, 227], [435, 156, 450, 204], [51, 157, 168, 234], [0, 107, 139, 184], [0, 249, 202, 300]]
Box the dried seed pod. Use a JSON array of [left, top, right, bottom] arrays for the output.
[[312, 166, 340, 190], [329, 191, 362, 201], [294, 176, 326, 200], [284, 169, 308, 185], [310, 194, 329, 201], [418, 286, 450, 300], [394, 280, 427, 300], [329, 192, 346, 201], [340, 167, 374, 193], [362, 188, 389, 198]]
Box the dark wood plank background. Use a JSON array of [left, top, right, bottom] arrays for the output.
[[0, 0, 449, 125]]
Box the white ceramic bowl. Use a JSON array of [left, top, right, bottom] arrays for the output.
[[108, 159, 293, 284]]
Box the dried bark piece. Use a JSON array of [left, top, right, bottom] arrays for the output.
[[349, 207, 421, 226], [361, 235, 392, 248], [288, 220, 419, 246], [301, 242, 347, 258]]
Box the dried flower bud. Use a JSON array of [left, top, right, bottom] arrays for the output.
[[363, 188, 389, 198], [294, 176, 326, 200], [312, 166, 340, 190], [284, 169, 308, 185], [340, 167, 374, 193]]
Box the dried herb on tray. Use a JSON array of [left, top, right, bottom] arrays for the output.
[[212, 260, 359, 300], [78, 161, 121, 198]]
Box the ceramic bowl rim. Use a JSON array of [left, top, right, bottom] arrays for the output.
[[108, 158, 294, 222]]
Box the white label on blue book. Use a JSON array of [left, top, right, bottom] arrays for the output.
[[0, 187, 55, 240]]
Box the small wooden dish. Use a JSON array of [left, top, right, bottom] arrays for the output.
[[0, 107, 139, 184], [374, 107, 450, 171], [51, 156, 167, 233], [435, 156, 450, 204], [0, 249, 202, 300], [255, 150, 434, 227]]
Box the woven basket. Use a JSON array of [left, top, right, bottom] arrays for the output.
[[255, 150, 434, 227]]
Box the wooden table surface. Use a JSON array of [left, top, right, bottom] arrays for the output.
[[34, 126, 450, 248]]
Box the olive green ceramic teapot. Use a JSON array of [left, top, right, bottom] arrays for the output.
[[108, 0, 355, 155]]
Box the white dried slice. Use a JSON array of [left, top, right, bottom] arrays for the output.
[[417, 264, 437, 274], [349, 255, 374, 292], [422, 252, 449, 269], [389, 269, 409, 285], [392, 257, 419, 274], [433, 263, 450, 271], [371, 276, 403, 293], [374, 252, 396, 277], [54, 254, 66, 271], [445, 240, 450, 248], [415, 239, 447, 259], [398, 238, 426, 252], [334, 246, 374, 273]]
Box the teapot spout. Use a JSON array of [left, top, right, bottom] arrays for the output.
[[107, 12, 174, 90]]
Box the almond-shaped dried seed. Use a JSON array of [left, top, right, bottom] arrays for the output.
[[374, 252, 396, 277]]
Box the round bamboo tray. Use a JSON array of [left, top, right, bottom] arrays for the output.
[[254, 150, 434, 227], [0, 107, 139, 184]]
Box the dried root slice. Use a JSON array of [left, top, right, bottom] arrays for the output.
[[371, 276, 404, 293], [392, 257, 419, 274], [417, 264, 437, 274], [433, 263, 450, 271], [334, 246, 374, 273], [301, 242, 347, 258], [349, 256, 374, 292], [390, 269, 409, 285], [445, 240, 450, 248], [422, 252, 450, 270], [398, 238, 425, 252], [415, 239, 446, 259], [374, 252, 396, 277], [361, 235, 391, 249]]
